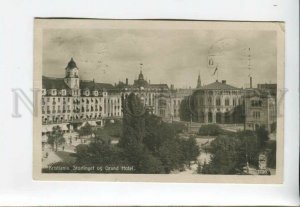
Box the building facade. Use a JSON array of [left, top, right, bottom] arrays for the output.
[[192, 80, 244, 124], [244, 87, 277, 132], [42, 58, 277, 133], [41, 58, 192, 132], [119, 70, 192, 122], [42, 58, 122, 132]]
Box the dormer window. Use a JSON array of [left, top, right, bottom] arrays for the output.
[[51, 89, 57, 96], [93, 91, 98, 96], [84, 89, 90, 96], [61, 89, 66, 96]]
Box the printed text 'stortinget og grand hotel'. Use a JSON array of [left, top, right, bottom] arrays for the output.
[[42, 58, 277, 134]]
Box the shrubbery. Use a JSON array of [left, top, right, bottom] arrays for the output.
[[198, 124, 223, 136]]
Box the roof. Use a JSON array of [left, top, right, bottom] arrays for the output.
[[148, 84, 169, 90], [65, 58, 78, 70], [42, 76, 69, 90], [198, 81, 239, 90], [244, 88, 274, 98], [80, 80, 114, 91]]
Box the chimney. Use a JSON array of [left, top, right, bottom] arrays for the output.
[[250, 76, 252, 88], [222, 80, 226, 84], [126, 78, 128, 85]]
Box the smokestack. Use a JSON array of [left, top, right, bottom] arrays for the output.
[[126, 78, 128, 85], [250, 76, 253, 88]]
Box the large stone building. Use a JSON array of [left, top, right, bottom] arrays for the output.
[[42, 58, 122, 132], [192, 80, 244, 124], [244, 86, 277, 132], [41, 58, 192, 132], [119, 70, 192, 121]]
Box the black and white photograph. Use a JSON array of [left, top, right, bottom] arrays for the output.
[[34, 19, 284, 183]]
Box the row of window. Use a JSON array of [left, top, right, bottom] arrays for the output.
[[197, 90, 241, 95], [252, 111, 261, 119], [42, 97, 121, 106], [42, 111, 122, 123], [198, 97, 241, 106], [43, 89, 106, 97]]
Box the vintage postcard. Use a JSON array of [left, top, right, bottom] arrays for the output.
[[33, 19, 284, 183]]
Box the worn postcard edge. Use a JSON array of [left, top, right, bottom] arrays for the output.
[[33, 19, 284, 183]]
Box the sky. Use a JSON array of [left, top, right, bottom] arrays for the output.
[[42, 27, 277, 89]]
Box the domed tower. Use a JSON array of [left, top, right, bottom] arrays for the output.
[[138, 70, 144, 80], [64, 58, 80, 89]]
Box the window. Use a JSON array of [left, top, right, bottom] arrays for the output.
[[251, 100, 262, 107], [252, 111, 261, 119], [216, 97, 221, 106], [208, 97, 212, 105], [225, 98, 230, 106]]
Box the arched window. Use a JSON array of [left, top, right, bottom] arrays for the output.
[[225, 98, 230, 106], [208, 97, 212, 105]]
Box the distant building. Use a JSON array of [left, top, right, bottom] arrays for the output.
[[120, 70, 192, 121], [193, 80, 243, 124]]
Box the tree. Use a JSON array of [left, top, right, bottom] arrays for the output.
[[75, 142, 128, 168], [200, 130, 262, 174], [181, 137, 200, 167], [201, 135, 241, 174], [93, 128, 111, 144], [47, 126, 65, 151], [157, 138, 185, 173], [255, 126, 269, 150], [119, 93, 146, 148], [78, 122, 93, 137], [179, 96, 198, 122], [78, 122, 94, 143]]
